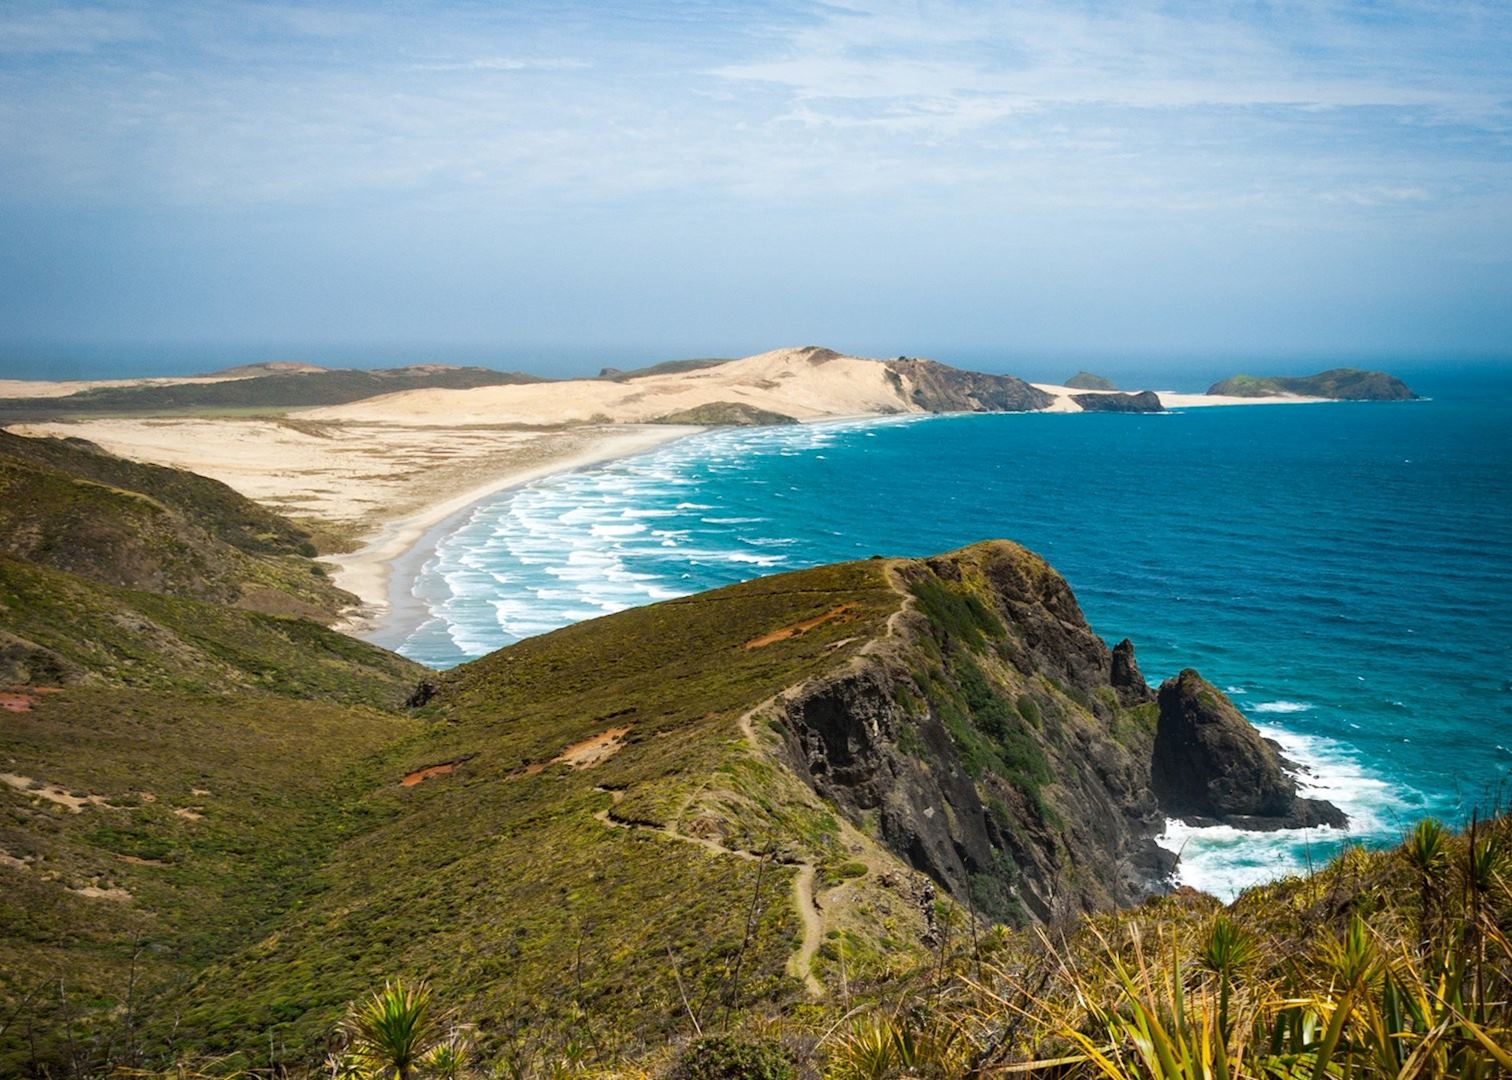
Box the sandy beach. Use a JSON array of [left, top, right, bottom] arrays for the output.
[[323, 424, 698, 636], [10, 415, 699, 632]]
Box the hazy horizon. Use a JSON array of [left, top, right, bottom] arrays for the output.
[[3, 1, 1510, 378], [5, 339, 1509, 393]]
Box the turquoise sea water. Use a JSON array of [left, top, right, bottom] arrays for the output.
[[391, 377, 1512, 897]]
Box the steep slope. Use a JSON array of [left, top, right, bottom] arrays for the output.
[[0, 430, 352, 619], [0, 554, 419, 699], [0, 443, 426, 1076], [881, 357, 1052, 412], [145, 542, 1338, 1071], [0, 429, 315, 556], [1207, 368, 1417, 400]]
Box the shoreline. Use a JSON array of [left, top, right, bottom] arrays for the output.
[[326, 424, 703, 643], [327, 397, 1344, 652]]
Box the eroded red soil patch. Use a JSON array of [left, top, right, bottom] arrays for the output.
[[0, 686, 62, 713], [556, 726, 631, 769], [742, 604, 859, 649], [401, 761, 460, 787], [507, 726, 632, 780]]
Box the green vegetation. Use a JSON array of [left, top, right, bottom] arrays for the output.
[[906, 577, 1003, 650], [335, 980, 455, 1080], [650, 401, 798, 426], [279, 813, 1512, 1079], [667, 1035, 794, 1080], [0, 433, 427, 1075], [0, 431, 316, 556], [0, 366, 545, 420], [0, 555, 420, 697], [598, 358, 733, 381], [1207, 368, 1418, 400], [0, 430, 352, 619], [1064, 371, 1118, 390]]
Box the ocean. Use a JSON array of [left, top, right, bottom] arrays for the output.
[[386, 374, 1512, 898]]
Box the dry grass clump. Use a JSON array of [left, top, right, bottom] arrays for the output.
[[816, 814, 1512, 1080]]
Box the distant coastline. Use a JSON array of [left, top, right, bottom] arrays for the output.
[[0, 346, 1418, 650]]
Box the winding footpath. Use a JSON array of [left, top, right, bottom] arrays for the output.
[[592, 784, 824, 997], [586, 572, 920, 1000]]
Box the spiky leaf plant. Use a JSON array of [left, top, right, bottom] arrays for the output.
[[338, 979, 444, 1080]]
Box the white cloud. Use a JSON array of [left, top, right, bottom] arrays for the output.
[[0, 5, 152, 54], [0, 0, 1506, 224]]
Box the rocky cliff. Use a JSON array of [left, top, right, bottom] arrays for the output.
[[770, 542, 1341, 922], [1073, 390, 1164, 413], [884, 357, 1055, 413], [1152, 669, 1347, 829]]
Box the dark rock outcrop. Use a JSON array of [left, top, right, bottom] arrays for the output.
[[775, 544, 1167, 920], [1111, 638, 1152, 706], [775, 542, 1344, 923], [1072, 391, 1164, 413], [1152, 670, 1346, 829], [884, 357, 1054, 413]]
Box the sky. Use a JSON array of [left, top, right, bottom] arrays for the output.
[[2, 0, 1510, 380]]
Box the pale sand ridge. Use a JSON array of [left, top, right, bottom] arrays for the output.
[[305, 347, 914, 425]]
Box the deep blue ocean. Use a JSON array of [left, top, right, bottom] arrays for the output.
[[390, 375, 1512, 897]]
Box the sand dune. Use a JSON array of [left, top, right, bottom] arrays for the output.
[[306, 347, 915, 425]]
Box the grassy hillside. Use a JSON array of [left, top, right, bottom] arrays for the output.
[[0, 555, 420, 700], [650, 401, 798, 425], [0, 687, 421, 1077], [0, 430, 315, 556], [111, 541, 1200, 1072], [163, 560, 915, 1066], [0, 431, 354, 620], [0, 435, 427, 1075]]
